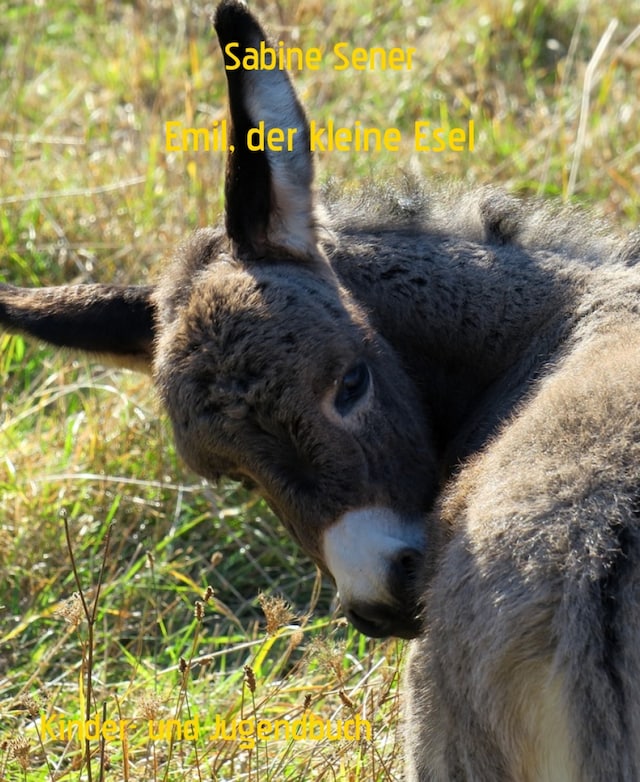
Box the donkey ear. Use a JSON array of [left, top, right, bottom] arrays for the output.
[[214, 1, 321, 264], [0, 283, 156, 373]]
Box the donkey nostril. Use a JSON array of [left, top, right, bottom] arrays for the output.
[[395, 547, 422, 577], [387, 546, 423, 606]]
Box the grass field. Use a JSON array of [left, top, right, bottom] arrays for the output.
[[0, 1, 638, 780]]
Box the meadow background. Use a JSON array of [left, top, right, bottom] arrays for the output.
[[0, 1, 638, 780]]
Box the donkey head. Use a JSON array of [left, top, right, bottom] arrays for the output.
[[0, 0, 439, 639]]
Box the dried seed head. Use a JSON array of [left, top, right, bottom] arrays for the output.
[[54, 592, 84, 628], [194, 600, 205, 621], [258, 592, 295, 635], [146, 551, 155, 567], [9, 735, 30, 770], [244, 665, 256, 694], [288, 629, 305, 651], [137, 692, 164, 721], [308, 638, 347, 684], [12, 693, 45, 720], [179, 657, 188, 675], [210, 552, 223, 567], [303, 693, 312, 711], [202, 585, 215, 602]]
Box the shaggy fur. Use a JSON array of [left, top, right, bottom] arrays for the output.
[[1, 2, 639, 778]]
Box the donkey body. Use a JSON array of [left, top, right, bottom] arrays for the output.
[[2, 2, 640, 778]]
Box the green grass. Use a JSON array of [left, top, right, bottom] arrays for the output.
[[0, 1, 638, 779]]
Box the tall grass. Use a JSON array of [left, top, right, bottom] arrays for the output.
[[0, 1, 638, 779]]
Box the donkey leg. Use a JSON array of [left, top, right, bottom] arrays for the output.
[[403, 634, 514, 781], [404, 601, 578, 782]]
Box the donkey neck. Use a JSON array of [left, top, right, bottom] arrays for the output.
[[328, 229, 581, 464]]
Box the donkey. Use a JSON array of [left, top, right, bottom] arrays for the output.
[[2, 1, 640, 778]]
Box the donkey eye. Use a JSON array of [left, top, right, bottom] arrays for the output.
[[335, 362, 371, 416]]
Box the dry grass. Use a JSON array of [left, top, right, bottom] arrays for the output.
[[0, 1, 638, 779]]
